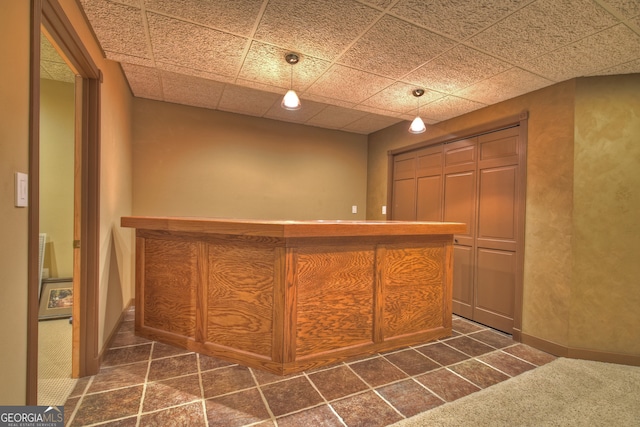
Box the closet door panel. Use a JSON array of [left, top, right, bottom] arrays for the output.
[[477, 166, 518, 250], [474, 248, 515, 332], [393, 178, 416, 221], [417, 175, 442, 221], [443, 171, 476, 245], [452, 245, 473, 318]]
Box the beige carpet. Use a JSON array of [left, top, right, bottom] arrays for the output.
[[391, 357, 640, 426], [38, 318, 77, 406]]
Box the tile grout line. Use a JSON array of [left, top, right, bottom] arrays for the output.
[[133, 340, 154, 427], [196, 354, 210, 427]]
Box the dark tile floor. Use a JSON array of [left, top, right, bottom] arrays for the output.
[[64, 308, 556, 426]]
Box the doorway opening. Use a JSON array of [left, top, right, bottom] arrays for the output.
[[28, 0, 101, 405]]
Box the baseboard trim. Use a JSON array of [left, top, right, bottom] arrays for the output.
[[521, 333, 640, 367], [99, 299, 135, 365]]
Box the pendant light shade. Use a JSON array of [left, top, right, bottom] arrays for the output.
[[409, 116, 426, 134], [282, 53, 301, 110], [409, 88, 426, 134], [282, 89, 301, 110]]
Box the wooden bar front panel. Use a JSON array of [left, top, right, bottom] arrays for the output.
[[126, 218, 465, 375], [294, 245, 375, 357]]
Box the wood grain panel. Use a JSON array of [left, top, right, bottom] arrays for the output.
[[294, 246, 375, 356], [143, 238, 198, 337], [382, 244, 445, 338], [207, 240, 275, 357]]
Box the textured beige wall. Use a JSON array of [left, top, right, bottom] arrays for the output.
[[368, 81, 576, 348], [571, 74, 640, 355], [0, 0, 30, 405], [133, 98, 368, 220], [40, 79, 75, 279]]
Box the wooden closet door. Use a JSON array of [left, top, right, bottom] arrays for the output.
[[473, 127, 521, 332], [443, 138, 477, 320], [389, 122, 525, 335]]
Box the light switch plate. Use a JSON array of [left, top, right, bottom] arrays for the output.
[[15, 172, 28, 207]]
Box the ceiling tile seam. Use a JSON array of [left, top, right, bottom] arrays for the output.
[[354, 0, 402, 14], [231, 0, 271, 85], [342, 34, 468, 107], [591, 0, 634, 23], [456, 3, 626, 68], [139, 2, 157, 70], [76, 3, 108, 61], [511, 22, 639, 79], [622, 19, 640, 37], [141, 7, 261, 40], [383, 0, 539, 47], [294, 5, 391, 98]]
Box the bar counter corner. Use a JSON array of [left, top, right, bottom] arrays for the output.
[[121, 216, 466, 375]]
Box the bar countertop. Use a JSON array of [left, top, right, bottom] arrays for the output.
[[120, 216, 467, 238]]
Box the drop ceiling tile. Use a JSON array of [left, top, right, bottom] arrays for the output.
[[455, 67, 553, 104], [79, 0, 149, 58], [115, 0, 141, 6], [592, 58, 640, 75], [358, 0, 395, 9], [342, 114, 403, 134], [217, 84, 281, 117], [254, 0, 381, 60], [41, 62, 76, 83], [467, 0, 620, 62], [121, 63, 163, 100], [599, 0, 640, 19], [360, 82, 444, 113], [306, 65, 394, 104], [161, 71, 226, 110], [353, 104, 401, 117], [404, 45, 512, 94], [144, 0, 264, 35], [147, 12, 247, 77], [305, 105, 369, 129], [40, 65, 53, 81], [422, 95, 486, 121], [263, 98, 327, 124], [238, 42, 331, 90], [235, 79, 284, 96], [522, 24, 640, 82], [104, 51, 155, 67], [390, 0, 531, 40], [301, 93, 357, 109], [41, 37, 63, 63], [156, 62, 235, 84], [339, 15, 457, 78]]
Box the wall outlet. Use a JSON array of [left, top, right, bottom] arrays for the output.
[[382, 205, 387, 215], [352, 205, 358, 214]]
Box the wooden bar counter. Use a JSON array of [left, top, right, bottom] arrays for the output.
[[121, 216, 466, 375]]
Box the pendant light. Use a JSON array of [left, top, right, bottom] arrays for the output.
[[409, 88, 426, 134], [281, 53, 301, 110]]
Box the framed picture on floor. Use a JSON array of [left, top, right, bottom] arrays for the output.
[[39, 278, 73, 320]]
